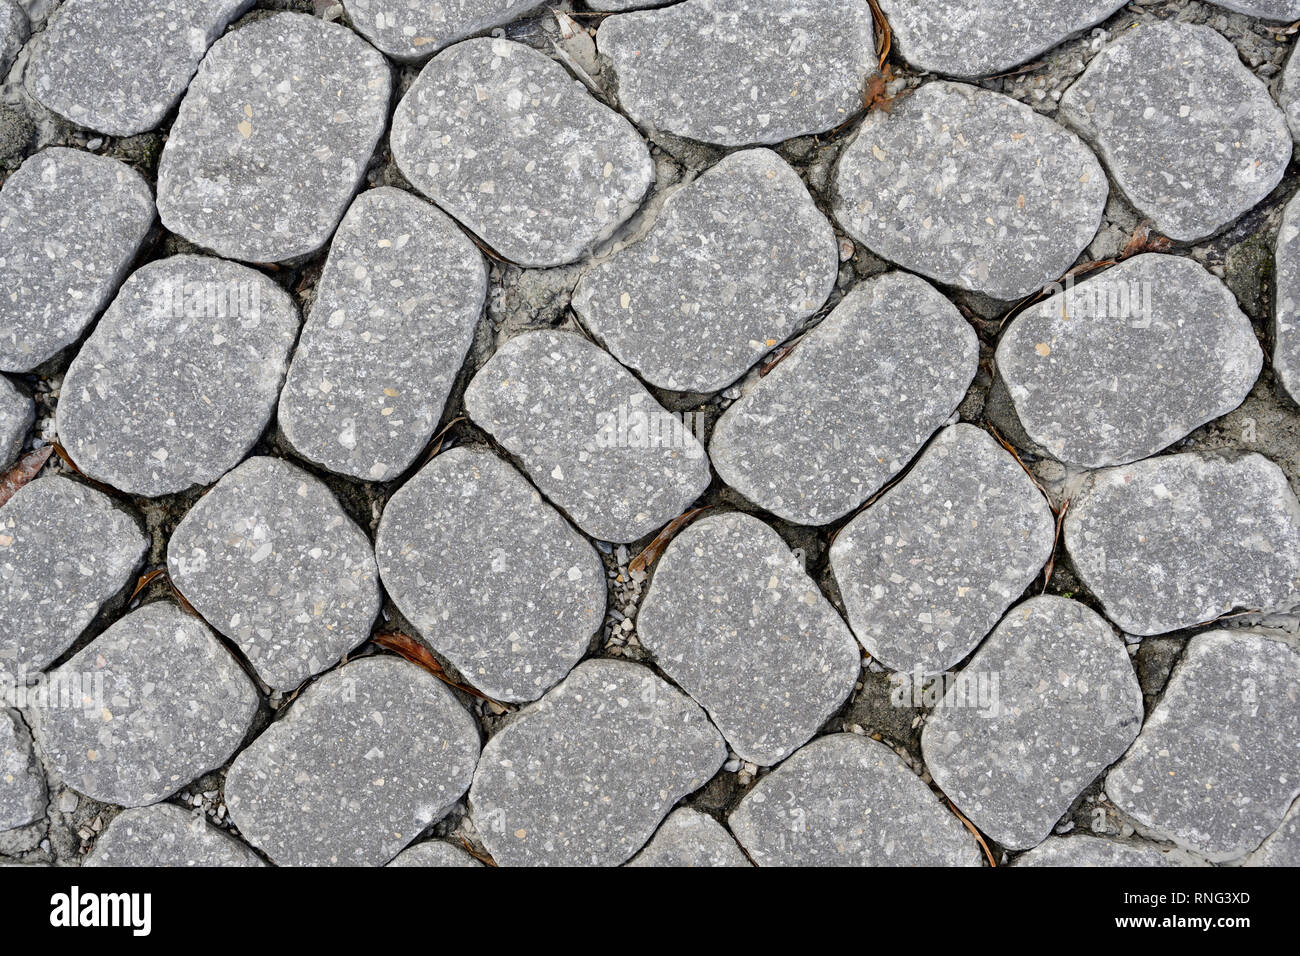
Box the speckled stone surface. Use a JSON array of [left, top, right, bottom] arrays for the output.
[[0, 0, 27, 79], [0, 476, 147, 681], [156, 13, 391, 264], [376, 447, 605, 703], [626, 808, 751, 868], [25, 0, 253, 137], [279, 188, 486, 483], [1246, 800, 1300, 867], [1013, 836, 1201, 868], [834, 81, 1107, 300], [1274, 192, 1300, 405], [31, 602, 259, 808], [0, 709, 44, 832], [392, 38, 653, 268], [998, 254, 1262, 468], [1060, 20, 1291, 242], [0, 376, 31, 468], [0, 148, 155, 373], [711, 273, 978, 526], [1280, 45, 1300, 142], [729, 734, 982, 867], [468, 659, 726, 867], [226, 656, 480, 867], [56, 255, 300, 498], [597, 0, 875, 147], [387, 840, 482, 867], [1106, 630, 1300, 862], [84, 804, 265, 867], [877, 0, 1125, 79], [830, 425, 1055, 675], [572, 148, 838, 393], [639, 513, 859, 766], [922, 596, 1143, 850], [1208, 0, 1300, 18], [1064, 453, 1300, 636], [167, 456, 382, 693], [464, 330, 711, 543], [342, 0, 540, 62]]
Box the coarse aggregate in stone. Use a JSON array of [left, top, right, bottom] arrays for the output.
[[31, 602, 259, 808], [342, 0, 541, 62], [572, 148, 838, 393], [1279, 45, 1300, 142], [0, 709, 44, 832], [468, 659, 726, 867], [25, 0, 253, 137], [834, 81, 1107, 301], [0, 0, 27, 79], [0, 476, 148, 680], [710, 272, 978, 526], [0, 376, 31, 468], [464, 330, 711, 543], [387, 840, 483, 867], [596, 0, 876, 147], [637, 512, 859, 766], [0, 148, 155, 373], [1059, 20, 1291, 243], [1064, 453, 1300, 636], [997, 254, 1262, 468], [1208, 0, 1300, 18], [875, 0, 1126, 80], [167, 456, 382, 693], [376, 446, 605, 703], [1013, 835, 1201, 868], [1246, 800, 1300, 867], [156, 13, 391, 264], [56, 255, 300, 498], [1106, 630, 1300, 862], [626, 808, 751, 868], [391, 38, 653, 268], [728, 733, 982, 867], [225, 656, 480, 867], [278, 187, 487, 483], [1273, 191, 1300, 406], [921, 596, 1144, 850], [829, 424, 1055, 675], [83, 803, 265, 867]]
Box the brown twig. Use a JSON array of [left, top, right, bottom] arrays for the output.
[[628, 506, 711, 575], [1042, 499, 1070, 593], [0, 446, 53, 508], [458, 837, 500, 867], [947, 799, 997, 867], [373, 631, 498, 703]]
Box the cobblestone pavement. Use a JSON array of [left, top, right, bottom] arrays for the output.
[[1, 0, 1299, 868]]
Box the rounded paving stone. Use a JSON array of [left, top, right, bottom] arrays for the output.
[[626, 808, 751, 868], [464, 330, 711, 544], [225, 655, 481, 867], [710, 272, 978, 526], [876, 0, 1126, 80], [30, 602, 259, 808], [0, 376, 32, 468], [0, 0, 28, 79], [1106, 630, 1300, 862], [921, 596, 1144, 850], [156, 13, 392, 264], [1064, 452, 1300, 636], [1209, 0, 1300, 18], [637, 512, 860, 766], [342, 0, 541, 62], [25, 0, 253, 137], [167, 456, 382, 693], [1013, 835, 1201, 868], [997, 254, 1262, 469], [0, 147, 156, 373], [829, 424, 1056, 675], [468, 659, 726, 867], [596, 0, 876, 147], [56, 255, 300, 498], [833, 81, 1107, 301], [728, 733, 982, 867], [1246, 800, 1300, 867], [0, 709, 45, 832], [572, 148, 838, 393], [1273, 191, 1300, 406], [278, 187, 487, 483], [376, 446, 605, 703], [387, 840, 483, 868], [0, 476, 148, 681], [1279, 45, 1300, 143], [1059, 20, 1291, 243], [84, 804, 265, 867], [391, 37, 653, 268]]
